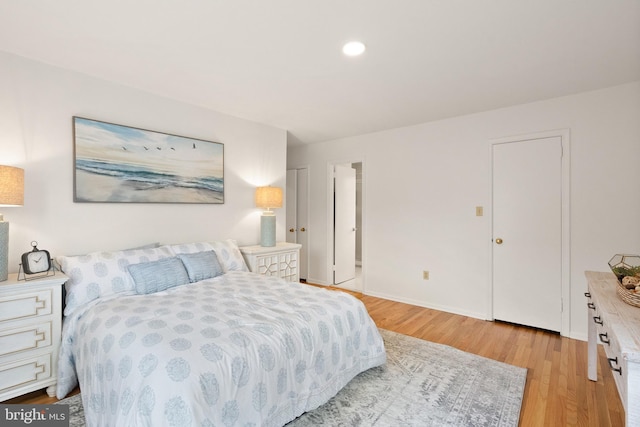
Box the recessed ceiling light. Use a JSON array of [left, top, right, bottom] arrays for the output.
[[342, 41, 366, 57]]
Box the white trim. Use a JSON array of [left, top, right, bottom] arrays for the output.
[[489, 129, 571, 336], [306, 277, 329, 286], [365, 290, 488, 321]]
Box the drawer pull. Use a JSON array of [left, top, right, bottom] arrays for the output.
[[593, 316, 603, 325], [587, 302, 596, 310], [35, 331, 46, 344], [584, 292, 591, 298], [599, 333, 610, 345], [608, 357, 623, 375], [35, 362, 46, 376]]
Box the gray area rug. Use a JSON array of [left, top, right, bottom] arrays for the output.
[[56, 329, 526, 426]]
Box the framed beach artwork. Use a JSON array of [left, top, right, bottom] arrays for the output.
[[73, 117, 224, 203]]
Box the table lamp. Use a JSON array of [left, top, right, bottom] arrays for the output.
[[255, 186, 283, 247], [0, 165, 24, 281]]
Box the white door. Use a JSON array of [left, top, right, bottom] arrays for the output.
[[286, 169, 297, 244], [492, 136, 562, 332], [334, 165, 356, 284], [296, 169, 309, 281], [286, 168, 309, 281]]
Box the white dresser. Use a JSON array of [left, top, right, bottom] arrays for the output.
[[0, 273, 67, 401], [240, 242, 302, 282], [585, 271, 640, 426]]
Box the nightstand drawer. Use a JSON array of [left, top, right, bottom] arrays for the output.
[[240, 242, 302, 282], [0, 289, 52, 323], [0, 322, 52, 358], [0, 353, 52, 395], [0, 274, 66, 402]]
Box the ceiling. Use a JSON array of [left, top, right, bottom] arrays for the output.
[[0, 1, 638, 146]]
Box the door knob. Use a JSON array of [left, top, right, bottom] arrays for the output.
[[300, 227, 306, 232], [289, 228, 295, 232], [495, 238, 503, 244]]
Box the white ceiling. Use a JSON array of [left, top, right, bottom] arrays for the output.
[[0, 1, 639, 145]]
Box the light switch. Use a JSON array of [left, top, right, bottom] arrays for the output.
[[476, 206, 483, 216]]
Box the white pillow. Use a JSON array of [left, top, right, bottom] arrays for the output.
[[169, 240, 248, 272], [168, 242, 215, 255], [57, 245, 174, 316], [209, 239, 249, 272]]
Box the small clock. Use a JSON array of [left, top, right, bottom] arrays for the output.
[[21, 241, 52, 275]]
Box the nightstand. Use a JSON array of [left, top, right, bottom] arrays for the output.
[[240, 242, 302, 282], [0, 272, 67, 401]]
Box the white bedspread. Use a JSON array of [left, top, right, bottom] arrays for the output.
[[57, 271, 386, 426]]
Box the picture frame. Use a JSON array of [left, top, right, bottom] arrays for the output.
[[73, 117, 224, 204]]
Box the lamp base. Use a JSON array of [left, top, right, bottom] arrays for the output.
[[0, 221, 8, 281], [260, 214, 276, 247]]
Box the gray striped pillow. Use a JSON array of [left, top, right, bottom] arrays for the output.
[[128, 257, 190, 294]]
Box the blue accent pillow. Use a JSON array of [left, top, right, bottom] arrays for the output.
[[177, 251, 224, 282], [127, 257, 190, 294]]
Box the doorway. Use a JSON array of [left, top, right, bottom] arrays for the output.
[[490, 130, 570, 335], [331, 161, 363, 292]]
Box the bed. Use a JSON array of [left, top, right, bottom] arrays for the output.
[[55, 240, 386, 427]]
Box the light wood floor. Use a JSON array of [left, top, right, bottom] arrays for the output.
[[362, 295, 625, 426], [8, 287, 625, 426]]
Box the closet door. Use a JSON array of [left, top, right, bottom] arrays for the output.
[[286, 168, 308, 281], [296, 169, 308, 281], [286, 169, 297, 244], [492, 136, 562, 332]]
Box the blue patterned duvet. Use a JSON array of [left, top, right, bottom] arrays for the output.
[[57, 271, 386, 426]]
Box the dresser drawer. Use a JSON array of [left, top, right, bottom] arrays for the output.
[[603, 333, 627, 408], [592, 307, 611, 346], [0, 322, 52, 358], [590, 297, 628, 406], [0, 289, 52, 323], [0, 353, 52, 395]]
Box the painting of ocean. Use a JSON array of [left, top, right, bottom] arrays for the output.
[[73, 117, 224, 203]]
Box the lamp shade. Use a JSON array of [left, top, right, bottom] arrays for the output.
[[255, 186, 283, 210], [0, 165, 24, 207]]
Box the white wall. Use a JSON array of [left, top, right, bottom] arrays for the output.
[[0, 52, 287, 271], [287, 82, 640, 340]]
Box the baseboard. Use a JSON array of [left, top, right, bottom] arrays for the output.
[[363, 290, 488, 321], [334, 282, 361, 292], [569, 331, 588, 342], [306, 277, 329, 286]]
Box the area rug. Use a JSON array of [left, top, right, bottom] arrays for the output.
[[56, 329, 526, 426]]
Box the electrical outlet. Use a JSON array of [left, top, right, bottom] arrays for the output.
[[423, 270, 429, 280]]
